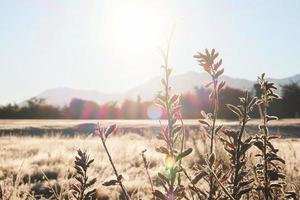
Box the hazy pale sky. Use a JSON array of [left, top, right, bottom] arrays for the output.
[[0, 0, 299, 104]]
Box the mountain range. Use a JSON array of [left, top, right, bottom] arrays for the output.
[[33, 71, 300, 107]]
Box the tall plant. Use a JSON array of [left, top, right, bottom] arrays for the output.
[[253, 73, 286, 199], [221, 92, 257, 199], [70, 149, 97, 200], [194, 49, 224, 156], [153, 41, 193, 199], [192, 49, 233, 200]]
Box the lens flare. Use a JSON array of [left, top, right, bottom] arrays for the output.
[[147, 104, 162, 120], [165, 154, 176, 169]]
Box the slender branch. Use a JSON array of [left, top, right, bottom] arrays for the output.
[[262, 102, 269, 200], [205, 161, 235, 200], [99, 125, 130, 200], [141, 150, 154, 192], [177, 116, 185, 185], [182, 168, 203, 200], [210, 77, 218, 155], [233, 93, 248, 198], [209, 75, 219, 200]]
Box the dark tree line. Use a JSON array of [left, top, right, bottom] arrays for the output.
[[0, 83, 299, 119], [0, 98, 61, 119]]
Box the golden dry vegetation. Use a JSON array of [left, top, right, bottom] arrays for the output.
[[0, 130, 299, 199]]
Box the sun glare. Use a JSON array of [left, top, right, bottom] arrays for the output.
[[102, 2, 173, 51]]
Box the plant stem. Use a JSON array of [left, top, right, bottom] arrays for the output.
[[141, 151, 154, 192], [40, 169, 60, 200], [233, 93, 248, 198], [79, 169, 87, 200], [177, 117, 185, 185], [206, 161, 235, 200], [262, 102, 269, 200], [182, 168, 203, 199], [209, 76, 218, 200], [210, 78, 218, 155], [100, 138, 130, 200]]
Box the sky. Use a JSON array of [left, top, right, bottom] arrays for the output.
[[0, 0, 299, 104]]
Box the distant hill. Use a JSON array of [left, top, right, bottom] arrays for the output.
[[35, 87, 122, 107], [125, 71, 256, 101], [32, 72, 300, 107]]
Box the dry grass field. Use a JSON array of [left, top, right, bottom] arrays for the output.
[[0, 125, 299, 199]]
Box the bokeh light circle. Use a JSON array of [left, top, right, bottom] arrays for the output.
[[147, 104, 163, 120]]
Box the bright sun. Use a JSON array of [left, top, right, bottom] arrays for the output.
[[102, 1, 173, 51]]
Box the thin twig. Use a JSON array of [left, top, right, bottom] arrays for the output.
[[205, 161, 235, 200], [98, 124, 130, 200], [141, 150, 154, 192]]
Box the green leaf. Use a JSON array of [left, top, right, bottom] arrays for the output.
[[222, 129, 237, 139], [226, 104, 242, 118], [172, 126, 182, 135], [205, 81, 213, 88], [200, 110, 207, 118], [86, 178, 97, 188], [103, 179, 118, 186], [176, 148, 193, 161], [169, 94, 179, 106], [153, 190, 167, 200], [105, 124, 117, 138], [248, 97, 258, 110], [215, 125, 223, 134], [198, 119, 210, 127], [158, 173, 170, 186], [155, 146, 169, 155], [270, 182, 283, 188], [213, 59, 222, 70], [191, 171, 208, 184], [268, 136, 279, 140], [253, 140, 264, 151], [155, 98, 166, 108], [218, 81, 225, 91], [238, 179, 254, 188], [215, 68, 224, 78], [266, 115, 278, 122], [166, 68, 172, 77]]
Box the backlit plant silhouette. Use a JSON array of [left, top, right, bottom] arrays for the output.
[[221, 92, 257, 199], [70, 149, 97, 200], [252, 74, 293, 199], [152, 40, 193, 199], [192, 49, 232, 200], [96, 123, 131, 200]]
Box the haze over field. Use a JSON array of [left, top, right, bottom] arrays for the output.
[[35, 71, 300, 107], [0, 0, 300, 104]]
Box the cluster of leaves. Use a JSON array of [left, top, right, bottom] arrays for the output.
[[252, 74, 296, 199], [152, 44, 193, 199], [221, 92, 257, 199], [191, 49, 229, 200], [70, 149, 96, 200], [191, 151, 233, 199], [188, 50, 297, 200]]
